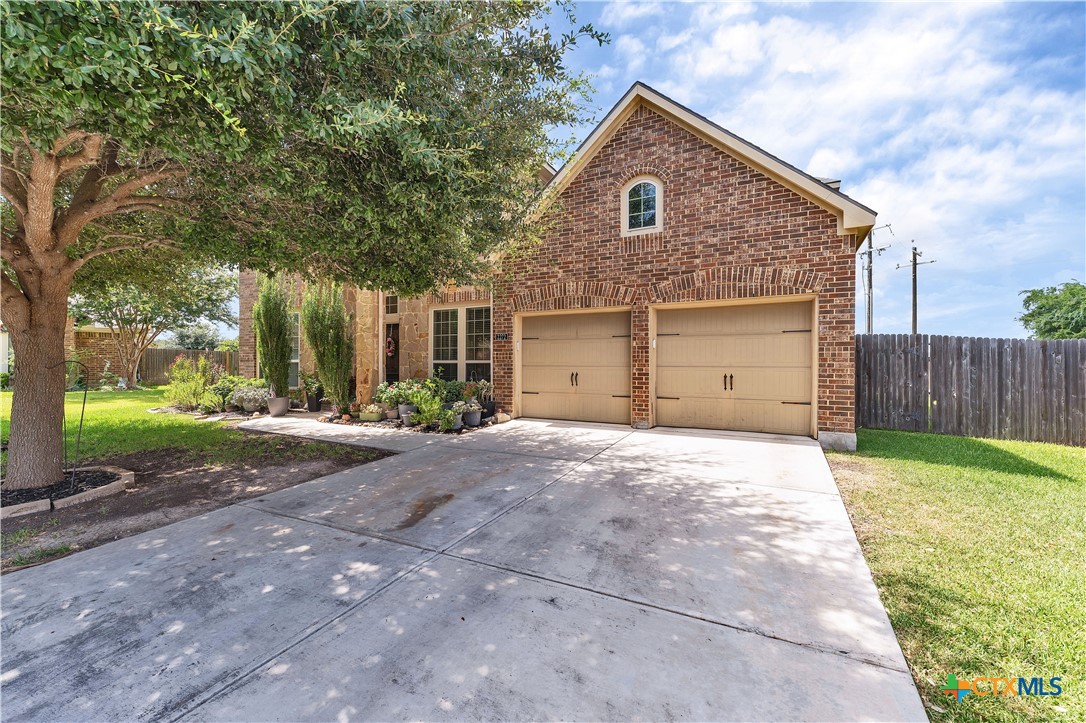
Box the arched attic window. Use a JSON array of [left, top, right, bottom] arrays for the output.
[[622, 176, 662, 235]]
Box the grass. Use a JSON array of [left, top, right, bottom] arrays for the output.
[[7, 545, 72, 568], [828, 430, 1085, 722], [0, 387, 349, 469]]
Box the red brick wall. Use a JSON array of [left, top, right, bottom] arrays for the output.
[[72, 329, 125, 385], [493, 104, 857, 434]]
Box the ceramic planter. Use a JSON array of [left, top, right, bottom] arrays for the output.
[[402, 411, 417, 426], [385, 409, 399, 420], [306, 391, 322, 412], [268, 396, 290, 417], [463, 410, 483, 427], [358, 411, 384, 422], [482, 400, 496, 417], [398, 403, 418, 418]]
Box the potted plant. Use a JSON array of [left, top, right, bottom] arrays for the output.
[[450, 401, 471, 429], [302, 283, 354, 418], [406, 387, 442, 428], [459, 399, 483, 427], [476, 380, 496, 417], [252, 275, 293, 417], [301, 371, 323, 412], [233, 383, 271, 413], [393, 380, 423, 419], [357, 403, 384, 422], [438, 407, 461, 432]]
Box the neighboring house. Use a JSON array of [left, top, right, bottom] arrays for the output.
[[239, 82, 875, 450]]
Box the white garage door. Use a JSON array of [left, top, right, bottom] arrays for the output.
[[655, 301, 813, 436]]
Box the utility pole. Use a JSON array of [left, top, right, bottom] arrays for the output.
[[896, 244, 936, 334], [860, 224, 893, 334]]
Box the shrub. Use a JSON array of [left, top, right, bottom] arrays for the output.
[[442, 379, 467, 403], [232, 382, 271, 411], [302, 283, 354, 413], [300, 371, 322, 399], [208, 374, 246, 411], [252, 275, 292, 397], [164, 355, 216, 410], [438, 408, 458, 432], [0, 371, 10, 389], [407, 387, 443, 426]]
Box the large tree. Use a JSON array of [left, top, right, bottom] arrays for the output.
[[1, 0, 602, 489], [69, 252, 236, 383], [1018, 281, 1086, 339]]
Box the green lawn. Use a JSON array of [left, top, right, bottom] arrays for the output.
[[1, 388, 332, 468], [828, 430, 1084, 722]]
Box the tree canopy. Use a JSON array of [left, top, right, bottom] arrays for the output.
[[1018, 281, 1086, 339], [2, 0, 603, 292]]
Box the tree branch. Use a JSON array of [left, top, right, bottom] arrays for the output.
[[71, 238, 175, 267]]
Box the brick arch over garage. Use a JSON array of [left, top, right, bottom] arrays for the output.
[[509, 281, 641, 313], [649, 266, 827, 304]]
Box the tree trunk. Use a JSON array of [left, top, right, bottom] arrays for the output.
[[4, 294, 71, 489]]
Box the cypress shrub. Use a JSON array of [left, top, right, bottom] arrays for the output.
[[252, 275, 292, 397], [301, 283, 354, 413]]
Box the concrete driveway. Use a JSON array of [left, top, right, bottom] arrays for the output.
[[1, 419, 925, 722]]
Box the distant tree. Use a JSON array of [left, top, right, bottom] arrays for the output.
[[1018, 281, 1086, 339], [169, 323, 223, 351], [216, 338, 239, 353], [69, 253, 236, 385]]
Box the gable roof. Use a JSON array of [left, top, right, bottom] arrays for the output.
[[541, 82, 877, 244]]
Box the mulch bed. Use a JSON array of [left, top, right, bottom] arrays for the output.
[[1, 469, 121, 507]]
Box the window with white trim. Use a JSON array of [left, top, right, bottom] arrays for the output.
[[431, 306, 491, 381], [622, 176, 662, 235]]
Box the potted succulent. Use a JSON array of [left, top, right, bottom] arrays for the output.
[[476, 380, 496, 417], [357, 403, 384, 422], [301, 371, 323, 412], [233, 383, 271, 413], [460, 399, 483, 427], [449, 401, 470, 430]]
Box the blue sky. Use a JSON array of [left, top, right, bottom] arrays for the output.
[[548, 1, 1086, 337]]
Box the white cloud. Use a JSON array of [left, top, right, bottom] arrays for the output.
[[600, 2, 666, 29], [615, 34, 650, 75]]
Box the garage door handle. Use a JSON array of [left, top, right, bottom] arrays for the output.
[[723, 373, 728, 391], [570, 372, 574, 387], [729, 374, 734, 390], [575, 372, 579, 386]]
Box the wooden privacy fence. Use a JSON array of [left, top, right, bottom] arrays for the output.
[[138, 348, 238, 386], [856, 334, 1086, 446]]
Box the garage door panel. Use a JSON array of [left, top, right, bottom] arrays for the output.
[[728, 367, 811, 401], [655, 398, 733, 430], [522, 366, 577, 394], [657, 334, 810, 367], [575, 367, 630, 396], [520, 392, 578, 422], [575, 394, 631, 425], [658, 301, 810, 335], [657, 367, 727, 398], [734, 401, 810, 436]]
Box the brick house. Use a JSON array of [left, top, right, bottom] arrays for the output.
[[239, 83, 875, 450]]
